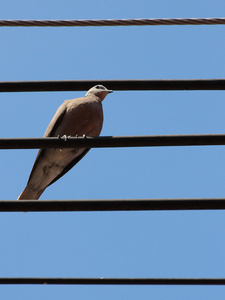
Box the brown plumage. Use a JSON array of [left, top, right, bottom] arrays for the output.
[[17, 85, 113, 200]]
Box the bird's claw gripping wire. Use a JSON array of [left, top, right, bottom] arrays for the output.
[[57, 134, 71, 141], [57, 135, 71, 151]]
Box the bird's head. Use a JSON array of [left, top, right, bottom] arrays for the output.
[[85, 85, 113, 101]]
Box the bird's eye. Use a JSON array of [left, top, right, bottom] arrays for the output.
[[96, 85, 100, 89]]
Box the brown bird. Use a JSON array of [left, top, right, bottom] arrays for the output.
[[17, 85, 113, 200]]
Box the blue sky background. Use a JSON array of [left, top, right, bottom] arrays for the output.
[[0, 1, 225, 299]]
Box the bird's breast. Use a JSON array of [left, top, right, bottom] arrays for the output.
[[56, 98, 103, 137]]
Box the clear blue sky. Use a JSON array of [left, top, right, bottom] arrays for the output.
[[0, 1, 225, 299]]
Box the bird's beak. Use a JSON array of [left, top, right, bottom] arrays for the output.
[[106, 89, 113, 93]]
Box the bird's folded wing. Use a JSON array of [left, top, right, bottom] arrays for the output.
[[44, 102, 67, 137], [47, 148, 90, 187], [26, 103, 67, 184]]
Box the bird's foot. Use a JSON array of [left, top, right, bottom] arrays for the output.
[[57, 135, 71, 152], [73, 134, 86, 138], [58, 135, 71, 141]]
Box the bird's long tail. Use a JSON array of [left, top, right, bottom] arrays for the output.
[[17, 186, 44, 200]]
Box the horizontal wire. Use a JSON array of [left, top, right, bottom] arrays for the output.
[[1, 79, 225, 92], [0, 277, 224, 285], [1, 134, 225, 149], [1, 17, 225, 27], [1, 199, 225, 212]]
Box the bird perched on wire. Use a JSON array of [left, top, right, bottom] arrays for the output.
[[17, 85, 113, 200]]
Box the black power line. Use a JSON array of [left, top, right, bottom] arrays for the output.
[[1, 134, 225, 149], [0, 277, 224, 285], [1, 199, 225, 212], [1, 79, 225, 92]]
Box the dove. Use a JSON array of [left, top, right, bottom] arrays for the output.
[[17, 85, 113, 200]]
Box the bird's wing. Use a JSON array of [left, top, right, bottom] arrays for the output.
[[47, 148, 90, 187], [44, 102, 67, 137], [26, 103, 67, 184]]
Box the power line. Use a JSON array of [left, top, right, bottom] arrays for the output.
[[1, 17, 225, 27], [0, 277, 224, 285], [1, 79, 225, 92], [1, 134, 225, 149], [1, 199, 225, 212]]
